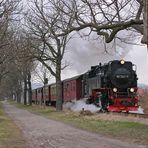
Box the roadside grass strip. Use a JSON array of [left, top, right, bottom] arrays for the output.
[[0, 102, 26, 148]]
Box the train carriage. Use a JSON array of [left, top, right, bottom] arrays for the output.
[[50, 83, 57, 106], [32, 89, 37, 103], [42, 85, 50, 105], [36, 87, 43, 104], [63, 75, 83, 102]]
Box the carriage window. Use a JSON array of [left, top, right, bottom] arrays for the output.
[[72, 82, 75, 91], [66, 83, 69, 91], [53, 88, 55, 95], [51, 86, 56, 95], [73, 85, 75, 91], [64, 84, 67, 91], [71, 82, 73, 91]]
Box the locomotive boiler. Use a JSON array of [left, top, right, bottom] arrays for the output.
[[83, 60, 139, 112]]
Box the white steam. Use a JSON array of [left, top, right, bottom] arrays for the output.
[[129, 106, 144, 114], [63, 99, 101, 113], [63, 99, 144, 114]]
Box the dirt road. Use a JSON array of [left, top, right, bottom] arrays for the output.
[[2, 101, 147, 148]]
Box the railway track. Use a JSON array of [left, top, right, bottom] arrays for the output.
[[104, 112, 148, 119]]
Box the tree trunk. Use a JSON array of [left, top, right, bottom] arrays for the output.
[[55, 58, 63, 111], [142, 0, 148, 46], [16, 87, 22, 103], [24, 76, 27, 105], [16, 81, 22, 103], [16, 91, 21, 103], [28, 71, 32, 106]]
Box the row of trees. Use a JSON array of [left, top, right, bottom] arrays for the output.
[[0, 0, 147, 111], [0, 0, 33, 104]]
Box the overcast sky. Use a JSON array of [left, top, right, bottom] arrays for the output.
[[32, 38, 148, 90], [124, 45, 148, 84], [61, 34, 148, 85]]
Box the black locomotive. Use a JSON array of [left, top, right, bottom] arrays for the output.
[[83, 60, 139, 112]]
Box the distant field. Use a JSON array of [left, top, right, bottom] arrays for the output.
[[139, 89, 148, 113], [11, 101, 148, 145], [0, 101, 26, 148]]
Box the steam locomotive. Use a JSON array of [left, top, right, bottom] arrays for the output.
[[83, 60, 138, 112], [32, 60, 139, 112]]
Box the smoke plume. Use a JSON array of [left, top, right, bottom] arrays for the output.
[[63, 99, 101, 113], [62, 31, 133, 79], [129, 106, 144, 114]]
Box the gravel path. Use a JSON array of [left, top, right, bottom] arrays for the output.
[[2, 101, 147, 148]]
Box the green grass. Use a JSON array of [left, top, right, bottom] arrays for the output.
[[0, 101, 26, 148], [11, 101, 148, 145]]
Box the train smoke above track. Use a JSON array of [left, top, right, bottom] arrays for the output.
[[63, 100, 144, 114], [63, 99, 101, 113], [129, 106, 144, 114], [62, 31, 132, 79]]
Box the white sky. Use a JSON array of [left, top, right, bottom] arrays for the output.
[[33, 40, 148, 87], [124, 45, 148, 84], [26, 0, 148, 86], [61, 35, 148, 85]]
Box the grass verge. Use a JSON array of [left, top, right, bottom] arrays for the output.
[[11, 101, 148, 145], [0, 101, 26, 148]]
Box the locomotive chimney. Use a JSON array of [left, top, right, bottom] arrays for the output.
[[99, 62, 102, 67]]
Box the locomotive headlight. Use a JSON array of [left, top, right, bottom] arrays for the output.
[[130, 88, 134, 92], [120, 60, 125, 64], [113, 88, 117, 92]]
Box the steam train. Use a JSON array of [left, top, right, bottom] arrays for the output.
[[32, 60, 139, 112]]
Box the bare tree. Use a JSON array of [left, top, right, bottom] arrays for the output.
[[0, 56, 23, 102], [0, 0, 36, 104], [0, 0, 21, 47], [25, 0, 73, 111], [142, 0, 148, 45], [13, 32, 35, 105], [0, 0, 21, 83], [51, 0, 147, 46]]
